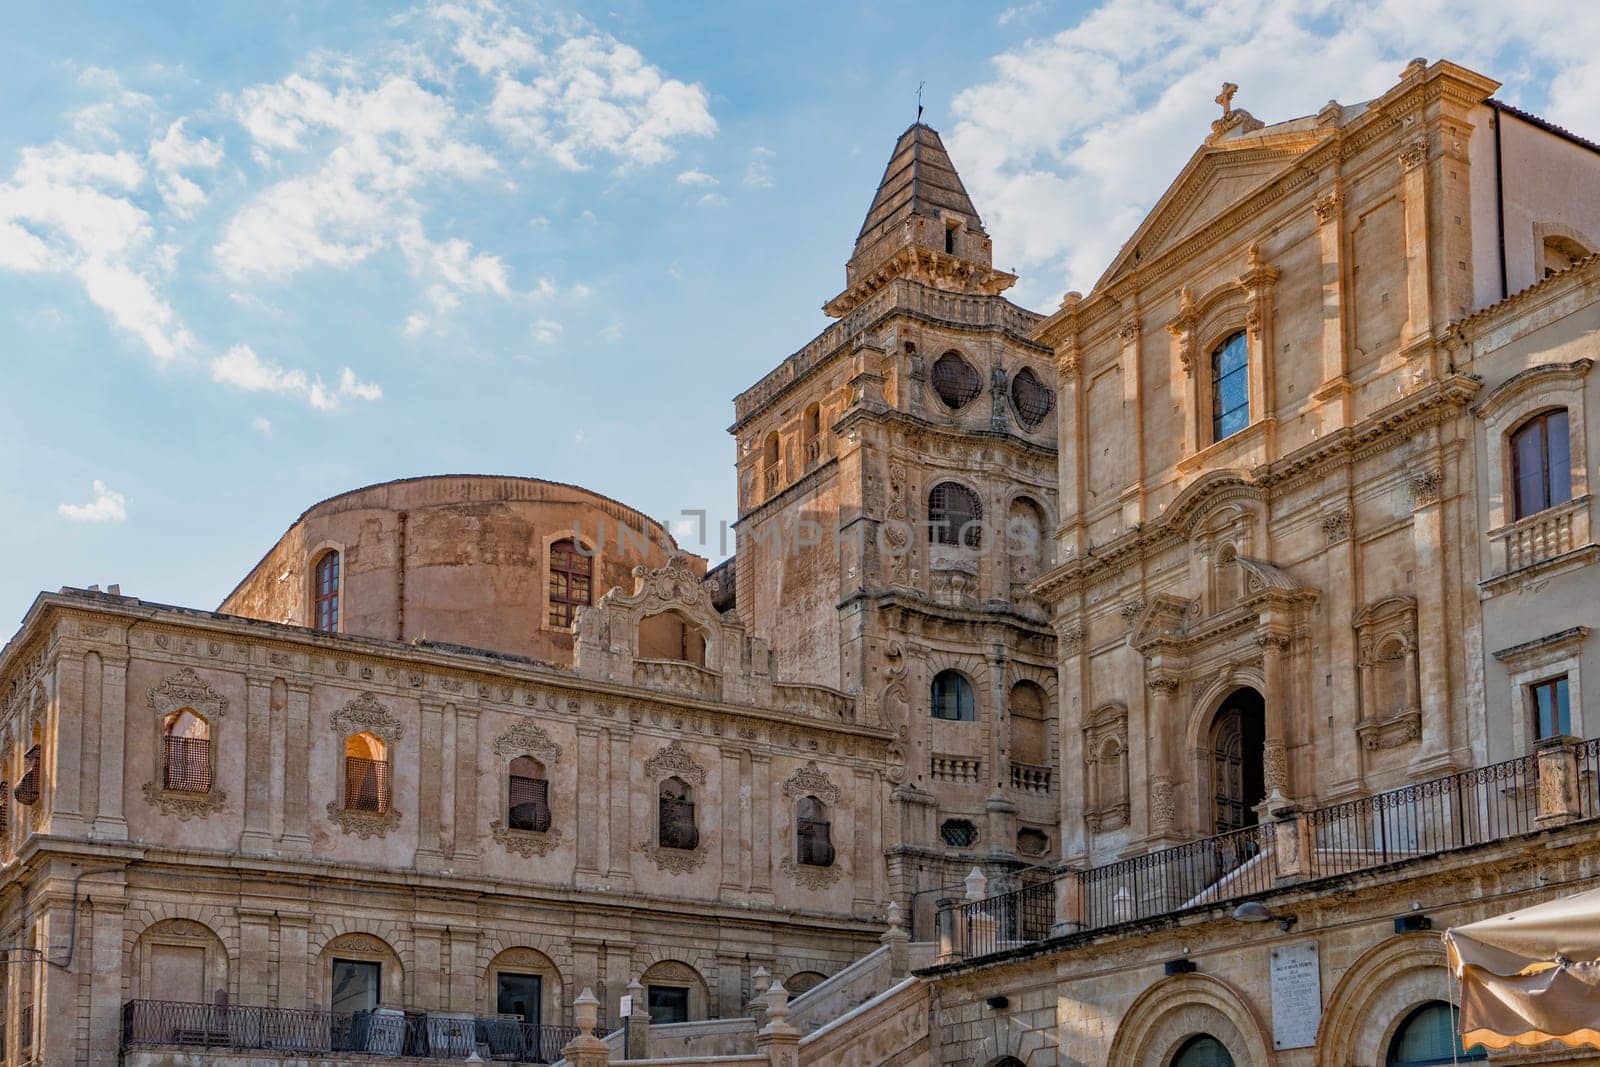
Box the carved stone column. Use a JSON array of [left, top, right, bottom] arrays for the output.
[[1054, 318, 1087, 562], [1055, 619, 1088, 863], [416, 699, 447, 871], [93, 651, 129, 840], [1408, 464, 1455, 773], [241, 678, 275, 853], [1311, 187, 1353, 423], [1258, 631, 1293, 812], [1399, 138, 1434, 350], [1146, 675, 1181, 840], [280, 682, 312, 856]]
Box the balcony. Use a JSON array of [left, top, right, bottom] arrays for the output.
[[121, 1000, 594, 1063], [1009, 761, 1052, 794], [938, 739, 1600, 963], [930, 755, 981, 784], [633, 657, 721, 700], [1489, 495, 1592, 581]]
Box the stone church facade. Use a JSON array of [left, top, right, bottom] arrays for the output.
[[1, 56, 1599, 1067]]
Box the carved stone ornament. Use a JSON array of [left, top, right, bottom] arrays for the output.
[[632, 554, 710, 609], [148, 667, 229, 723], [1314, 190, 1342, 224], [1119, 599, 1147, 631], [1149, 776, 1176, 834], [1358, 711, 1423, 750], [643, 841, 707, 874], [332, 692, 404, 744], [492, 721, 562, 764], [780, 855, 844, 890], [1409, 467, 1443, 508], [329, 934, 387, 954], [1321, 507, 1353, 544], [643, 740, 708, 786], [1059, 623, 1086, 655], [326, 801, 401, 840], [142, 780, 227, 821], [491, 820, 564, 857], [1399, 138, 1429, 171], [781, 761, 841, 805]]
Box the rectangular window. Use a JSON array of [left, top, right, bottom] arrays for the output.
[[1212, 338, 1250, 442], [496, 973, 542, 1027], [331, 959, 382, 1014], [508, 774, 550, 832], [1530, 676, 1571, 740], [648, 985, 690, 1025]]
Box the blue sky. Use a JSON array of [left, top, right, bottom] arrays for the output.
[[3, 0, 1597, 625]]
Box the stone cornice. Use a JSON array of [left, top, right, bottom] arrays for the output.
[[824, 245, 1017, 318], [1032, 374, 1480, 600], [1, 594, 894, 757]]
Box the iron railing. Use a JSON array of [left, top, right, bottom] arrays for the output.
[[1077, 822, 1276, 931], [938, 748, 1584, 964], [1306, 754, 1538, 878], [120, 1000, 589, 1063], [163, 736, 213, 793]]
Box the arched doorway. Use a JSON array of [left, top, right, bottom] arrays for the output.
[[1209, 688, 1265, 835]]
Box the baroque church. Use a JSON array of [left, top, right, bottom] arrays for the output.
[[3, 57, 1600, 1066]]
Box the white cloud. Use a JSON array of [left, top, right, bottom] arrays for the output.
[[599, 321, 623, 342], [676, 169, 717, 186], [251, 416, 273, 435], [697, 192, 727, 208], [210, 344, 382, 411], [743, 146, 774, 188], [997, 2, 1044, 26], [487, 33, 716, 169], [950, 0, 1600, 302], [58, 480, 128, 524], [533, 318, 563, 343], [148, 119, 224, 218]]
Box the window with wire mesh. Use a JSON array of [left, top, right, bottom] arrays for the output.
[[928, 481, 984, 548], [344, 734, 391, 814], [939, 819, 978, 848], [13, 746, 40, 806], [931, 351, 982, 410], [163, 736, 213, 794], [313, 550, 340, 632], [1009, 367, 1054, 430], [795, 796, 835, 867], [548, 539, 593, 628], [1016, 828, 1050, 856], [0, 782, 7, 834], [508, 756, 551, 832], [658, 776, 699, 850]]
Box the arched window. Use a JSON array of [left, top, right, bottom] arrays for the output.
[[786, 971, 827, 996], [795, 795, 835, 867], [13, 741, 40, 806], [659, 776, 698, 850], [929, 482, 984, 548], [548, 539, 593, 628], [1009, 367, 1054, 430], [344, 732, 390, 814], [163, 710, 213, 794], [313, 551, 341, 632], [1211, 331, 1249, 442], [802, 403, 823, 466], [931, 351, 982, 410], [508, 756, 550, 832], [1387, 1002, 1485, 1065], [1510, 409, 1572, 519], [931, 670, 975, 721], [763, 431, 782, 493], [1172, 1034, 1234, 1067], [1009, 681, 1049, 766], [638, 610, 708, 665]]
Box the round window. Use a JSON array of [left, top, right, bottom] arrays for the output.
[[931, 351, 982, 410]]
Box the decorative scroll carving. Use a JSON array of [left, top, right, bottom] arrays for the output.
[[492, 721, 561, 763], [1399, 138, 1429, 171], [1149, 777, 1176, 834], [643, 841, 707, 874], [148, 668, 228, 723], [781, 761, 840, 805], [885, 461, 912, 585], [1119, 599, 1147, 631], [1314, 190, 1342, 224], [329, 934, 387, 954], [780, 855, 844, 890], [1059, 624, 1086, 655], [644, 740, 707, 786], [1321, 507, 1353, 544], [632, 554, 709, 608], [142, 780, 227, 821], [332, 692, 403, 743], [491, 821, 564, 857], [1409, 467, 1443, 507], [326, 801, 401, 839]]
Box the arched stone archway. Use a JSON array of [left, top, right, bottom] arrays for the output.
[[640, 959, 710, 1023], [483, 946, 564, 1030], [131, 918, 230, 1005], [1316, 934, 1455, 1067], [1106, 973, 1271, 1067]]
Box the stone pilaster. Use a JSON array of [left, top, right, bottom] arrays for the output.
[[280, 682, 312, 856], [1146, 675, 1181, 842], [241, 678, 275, 853], [92, 651, 128, 840]]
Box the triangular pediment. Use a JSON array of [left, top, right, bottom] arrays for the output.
[[1097, 130, 1327, 288]]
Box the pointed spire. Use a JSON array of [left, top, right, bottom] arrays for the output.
[[827, 123, 1013, 317]]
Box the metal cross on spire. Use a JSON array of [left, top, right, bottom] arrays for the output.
[[916, 80, 925, 124]]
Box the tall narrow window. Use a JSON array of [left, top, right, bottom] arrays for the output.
[[163, 710, 213, 794], [548, 540, 593, 628], [659, 776, 698, 850], [313, 551, 341, 632], [0, 769, 8, 834], [944, 223, 957, 255], [1530, 675, 1571, 740], [931, 670, 976, 721], [1511, 410, 1572, 519], [344, 733, 390, 814], [795, 795, 835, 867], [508, 756, 551, 832], [331, 959, 382, 1014], [13, 745, 40, 806], [1210, 332, 1250, 442], [929, 482, 984, 548], [763, 431, 782, 494]]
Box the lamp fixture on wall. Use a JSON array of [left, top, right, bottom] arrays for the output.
[[1232, 901, 1297, 931]]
